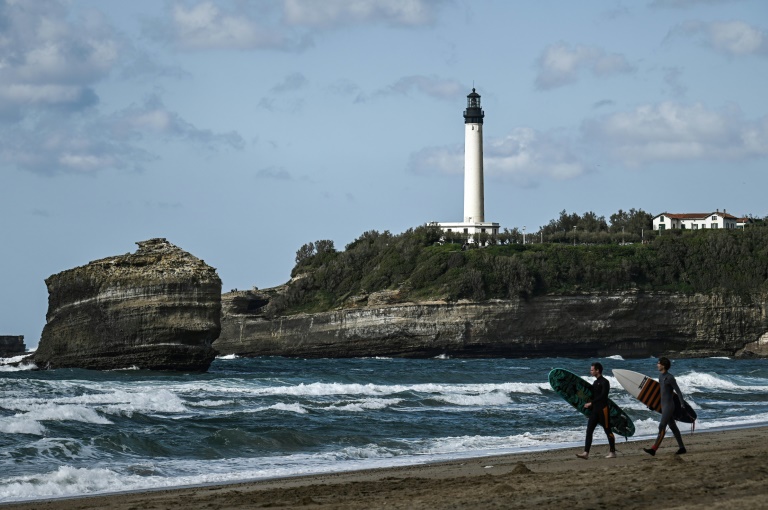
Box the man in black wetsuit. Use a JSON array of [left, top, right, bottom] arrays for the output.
[[644, 357, 688, 456], [576, 362, 616, 459]]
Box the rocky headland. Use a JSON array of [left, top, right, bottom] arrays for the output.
[[34, 238, 222, 371], [213, 287, 768, 359]]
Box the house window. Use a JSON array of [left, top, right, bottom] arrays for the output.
[[481, 228, 486, 233], [712, 216, 717, 220], [711, 224, 718, 229], [463, 228, 468, 234], [660, 216, 665, 221], [659, 224, 666, 231], [693, 224, 698, 230]]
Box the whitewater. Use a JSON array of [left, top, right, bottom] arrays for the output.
[[1, 354, 766, 503]]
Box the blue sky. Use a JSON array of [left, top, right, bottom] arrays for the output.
[[2, 0, 767, 348]]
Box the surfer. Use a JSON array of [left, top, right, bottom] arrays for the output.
[[643, 357, 688, 456], [576, 362, 616, 460]]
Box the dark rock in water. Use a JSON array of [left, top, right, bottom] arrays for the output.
[[214, 289, 768, 359], [0, 335, 26, 357], [34, 238, 221, 371]]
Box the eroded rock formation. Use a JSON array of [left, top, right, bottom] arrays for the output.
[[35, 238, 221, 371], [213, 289, 768, 359], [0, 335, 26, 357]]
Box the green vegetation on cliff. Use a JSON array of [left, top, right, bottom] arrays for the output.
[[266, 215, 768, 317]]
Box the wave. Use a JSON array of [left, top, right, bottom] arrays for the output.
[[327, 398, 404, 412], [434, 392, 512, 407], [0, 429, 583, 503], [677, 371, 768, 393], [0, 416, 46, 436], [0, 388, 189, 436], [255, 402, 308, 414], [5, 388, 188, 416], [166, 381, 552, 398], [0, 404, 112, 436], [606, 372, 768, 396], [0, 466, 131, 502], [0, 362, 37, 372]]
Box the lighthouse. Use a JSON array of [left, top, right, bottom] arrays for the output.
[[432, 88, 500, 241], [463, 88, 484, 223]]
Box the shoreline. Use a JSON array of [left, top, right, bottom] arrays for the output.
[[4, 425, 767, 510]]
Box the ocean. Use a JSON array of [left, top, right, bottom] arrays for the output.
[[1, 354, 767, 503]]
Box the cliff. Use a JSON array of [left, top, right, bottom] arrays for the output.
[[35, 238, 221, 371], [0, 335, 26, 357], [213, 289, 768, 359]]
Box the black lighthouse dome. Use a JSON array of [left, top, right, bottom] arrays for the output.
[[463, 88, 484, 124]]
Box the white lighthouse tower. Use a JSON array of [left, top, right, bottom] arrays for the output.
[[433, 88, 500, 241], [463, 88, 485, 223]]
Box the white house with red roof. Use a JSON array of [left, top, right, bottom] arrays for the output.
[[652, 210, 739, 231]]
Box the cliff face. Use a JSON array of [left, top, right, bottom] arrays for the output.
[[213, 290, 768, 359], [35, 239, 221, 371]]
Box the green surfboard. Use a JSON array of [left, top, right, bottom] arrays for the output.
[[549, 368, 635, 438]]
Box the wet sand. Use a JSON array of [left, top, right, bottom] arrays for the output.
[[4, 426, 767, 510]]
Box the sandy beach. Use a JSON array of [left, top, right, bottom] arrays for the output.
[[3, 426, 766, 510]]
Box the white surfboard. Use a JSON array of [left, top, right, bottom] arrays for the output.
[[613, 368, 697, 424], [612, 369, 661, 412]]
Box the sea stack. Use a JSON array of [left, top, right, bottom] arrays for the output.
[[0, 335, 26, 357], [34, 238, 221, 371]]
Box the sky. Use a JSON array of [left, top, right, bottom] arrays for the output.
[[2, 0, 767, 349]]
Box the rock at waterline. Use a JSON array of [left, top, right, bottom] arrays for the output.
[[0, 335, 26, 357], [34, 238, 221, 371]]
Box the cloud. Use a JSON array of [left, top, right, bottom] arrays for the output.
[[258, 73, 310, 112], [282, 0, 445, 28], [0, 85, 99, 120], [408, 143, 463, 176], [357, 75, 465, 102], [154, 1, 450, 52], [672, 20, 768, 56], [535, 42, 635, 90], [409, 128, 588, 187], [0, 122, 156, 175], [257, 97, 305, 113], [663, 66, 688, 97], [163, 1, 309, 51], [326, 79, 363, 97], [593, 99, 615, 109], [270, 73, 310, 93], [1, 93, 244, 176], [582, 101, 768, 166], [256, 167, 293, 180], [108, 94, 245, 149], [0, 1, 121, 119], [484, 129, 588, 184]]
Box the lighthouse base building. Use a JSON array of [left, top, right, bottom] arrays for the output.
[[433, 88, 500, 241], [434, 221, 500, 239]]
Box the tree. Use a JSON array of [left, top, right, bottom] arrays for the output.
[[314, 239, 335, 254], [610, 208, 652, 235], [578, 211, 608, 232], [295, 242, 316, 265]]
